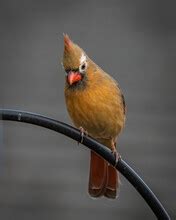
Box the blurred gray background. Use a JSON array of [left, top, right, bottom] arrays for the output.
[[0, 0, 176, 219]]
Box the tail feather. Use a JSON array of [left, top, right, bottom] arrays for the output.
[[104, 165, 119, 199], [88, 151, 107, 197], [88, 150, 119, 199]]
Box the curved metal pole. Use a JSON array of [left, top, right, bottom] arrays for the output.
[[0, 109, 170, 220]]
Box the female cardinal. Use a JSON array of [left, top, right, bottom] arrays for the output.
[[63, 35, 126, 199]]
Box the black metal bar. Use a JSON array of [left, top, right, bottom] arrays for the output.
[[0, 109, 170, 220]]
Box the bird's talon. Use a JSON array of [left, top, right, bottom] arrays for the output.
[[79, 127, 88, 144], [111, 150, 121, 165]]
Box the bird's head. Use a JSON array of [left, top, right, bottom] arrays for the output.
[[63, 34, 89, 88]]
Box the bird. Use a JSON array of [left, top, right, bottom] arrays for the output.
[[62, 34, 126, 199]]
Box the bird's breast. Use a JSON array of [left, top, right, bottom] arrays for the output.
[[65, 82, 125, 140]]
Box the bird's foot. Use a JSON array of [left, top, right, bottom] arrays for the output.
[[111, 150, 121, 165], [78, 126, 88, 145], [110, 139, 121, 165]]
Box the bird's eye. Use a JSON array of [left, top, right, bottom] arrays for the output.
[[79, 62, 87, 72], [81, 64, 86, 70]]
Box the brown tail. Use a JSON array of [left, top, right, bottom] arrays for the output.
[[88, 150, 119, 199], [104, 164, 119, 199]]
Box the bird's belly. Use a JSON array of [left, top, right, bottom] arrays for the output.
[[66, 96, 123, 139]]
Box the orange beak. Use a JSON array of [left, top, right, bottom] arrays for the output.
[[67, 71, 82, 85]]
